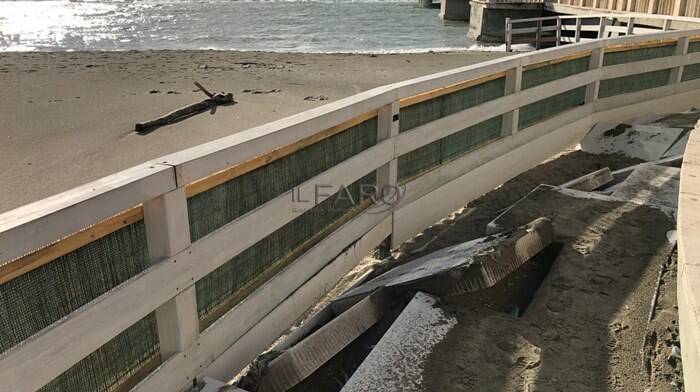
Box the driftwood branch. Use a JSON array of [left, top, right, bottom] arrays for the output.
[[135, 82, 234, 134]]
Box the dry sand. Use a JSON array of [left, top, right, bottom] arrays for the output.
[[0, 50, 506, 213], [380, 151, 682, 392]]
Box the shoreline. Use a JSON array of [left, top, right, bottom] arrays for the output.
[[0, 49, 509, 213]]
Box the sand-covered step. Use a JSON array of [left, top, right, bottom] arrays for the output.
[[332, 218, 553, 313], [611, 164, 681, 210], [340, 292, 457, 392]]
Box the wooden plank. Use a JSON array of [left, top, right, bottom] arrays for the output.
[[605, 38, 679, 52], [0, 206, 143, 285], [0, 163, 176, 265], [523, 51, 593, 71], [399, 71, 507, 108], [185, 110, 378, 197]]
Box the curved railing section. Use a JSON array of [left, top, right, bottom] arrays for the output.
[[3, 28, 700, 392], [678, 123, 700, 390]]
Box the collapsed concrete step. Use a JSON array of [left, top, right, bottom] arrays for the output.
[[332, 218, 553, 312], [581, 123, 683, 161], [610, 164, 680, 210], [340, 292, 457, 392], [560, 167, 613, 192], [257, 290, 390, 392]]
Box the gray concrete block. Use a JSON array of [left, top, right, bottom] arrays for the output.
[[333, 217, 553, 312], [340, 292, 457, 392], [581, 123, 684, 162]]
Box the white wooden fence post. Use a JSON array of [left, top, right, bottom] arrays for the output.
[[506, 17, 512, 53], [556, 17, 562, 46], [502, 65, 523, 136], [626, 17, 635, 35], [144, 187, 199, 359], [670, 36, 690, 84], [377, 101, 399, 248], [576, 17, 583, 42], [585, 47, 605, 103]]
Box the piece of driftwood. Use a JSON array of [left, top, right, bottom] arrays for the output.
[[134, 82, 234, 134]]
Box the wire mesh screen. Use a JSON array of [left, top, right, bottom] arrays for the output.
[[603, 44, 676, 66], [598, 44, 676, 98], [399, 77, 505, 132], [599, 69, 671, 98], [398, 116, 503, 182], [196, 172, 377, 328], [522, 56, 590, 90], [0, 220, 154, 391], [688, 41, 700, 54], [40, 314, 160, 392], [682, 63, 700, 81], [0, 222, 150, 353], [188, 118, 378, 243], [519, 87, 586, 130]]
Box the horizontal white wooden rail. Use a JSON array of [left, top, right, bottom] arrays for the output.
[[3, 27, 700, 392]]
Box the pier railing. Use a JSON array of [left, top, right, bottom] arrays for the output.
[[505, 13, 700, 51], [3, 28, 700, 392], [550, 0, 700, 17]]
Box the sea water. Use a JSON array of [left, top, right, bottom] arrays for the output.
[[0, 0, 472, 52]]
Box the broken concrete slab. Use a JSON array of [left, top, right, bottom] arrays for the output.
[[580, 123, 683, 161], [340, 292, 457, 392], [649, 108, 700, 129], [333, 218, 553, 312], [661, 131, 691, 159], [258, 290, 389, 392], [611, 164, 680, 209], [560, 167, 613, 191], [197, 377, 248, 392], [631, 112, 664, 125]]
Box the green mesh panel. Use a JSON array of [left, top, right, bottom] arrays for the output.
[[397, 141, 442, 181], [682, 63, 700, 81], [598, 69, 671, 98], [521, 56, 590, 90], [196, 172, 377, 325], [0, 220, 155, 391], [518, 87, 585, 130], [687, 41, 700, 53], [0, 221, 150, 354], [399, 78, 505, 132], [40, 314, 159, 392], [398, 116, 503, 182], [187, 118, 377, 242], [680, 42, 700, 81], [602, 44, 676, 66]]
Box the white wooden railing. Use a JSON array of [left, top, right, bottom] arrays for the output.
[[505, 13, 700, 51], [3, 28, 700, 392]]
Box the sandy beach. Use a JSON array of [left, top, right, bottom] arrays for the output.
[[0, 50, 507, 213]]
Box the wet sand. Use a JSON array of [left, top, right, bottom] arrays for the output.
[[0, 50, 507, 213]]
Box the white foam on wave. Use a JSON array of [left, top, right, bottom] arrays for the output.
[[195, 46, 472, 54], [467, 42, 533, 52]]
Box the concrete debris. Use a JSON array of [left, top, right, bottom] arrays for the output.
[[560, 167, 613, 191], [631, 112, 664, 125], [581, 123, 683, 161], [611, 164, 680, 210], [333, 217, 553, 312], [258, 290, 389, 392], [340, 292, 457, 392], [198, 377, 248, 392], [661, 131, 690, 159]]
